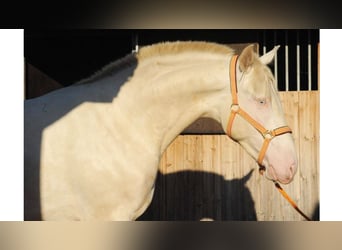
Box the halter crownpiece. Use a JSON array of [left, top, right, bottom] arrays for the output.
[[226, 55, 292, 170]]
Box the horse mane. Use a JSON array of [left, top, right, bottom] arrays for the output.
[[137, 41, 234, 60], [75, 41, 233, 85], [74, 53, 137, 85]]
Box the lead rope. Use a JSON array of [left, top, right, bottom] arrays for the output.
[[273, 181, 312, 221], [260, 170, 312, 220], [228, 54, 311, 221]]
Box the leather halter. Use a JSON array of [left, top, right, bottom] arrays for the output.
[[225, 56, 312, 220], [226, 55, 292, 170]]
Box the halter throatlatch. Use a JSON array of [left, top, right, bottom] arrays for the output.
[[226, 55, 292, 172]]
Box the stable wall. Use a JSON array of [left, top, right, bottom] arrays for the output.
[[139, 91, 319, 221]]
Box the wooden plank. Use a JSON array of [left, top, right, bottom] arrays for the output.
[[278, 91, 301, 220], [298, 91, 319, 219]]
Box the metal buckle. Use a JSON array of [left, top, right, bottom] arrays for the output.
[[230, 104, 239, 112], [262, 130, 274, 139], [258, 164, 266, 175]]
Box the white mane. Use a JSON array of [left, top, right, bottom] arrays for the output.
[[74, 53, 137, 85]]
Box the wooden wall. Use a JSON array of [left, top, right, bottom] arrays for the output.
[[138, 91, 319, 221]]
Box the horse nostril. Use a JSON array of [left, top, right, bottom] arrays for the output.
[[285, 164, 297, 183], [289, 163, 297, 176], [289, 165, 294, 176]]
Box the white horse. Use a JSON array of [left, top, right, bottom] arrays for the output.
[[24, 41, 297, 220]]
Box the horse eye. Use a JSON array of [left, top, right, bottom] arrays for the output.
[[258, 99, 266, 105]]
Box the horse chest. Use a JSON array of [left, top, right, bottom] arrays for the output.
[[38, 104, 159, 220]]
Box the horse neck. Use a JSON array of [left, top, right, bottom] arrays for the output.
[[113, 52, 232, 154]]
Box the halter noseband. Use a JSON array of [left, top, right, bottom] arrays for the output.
[[226, 55, 292, 172]]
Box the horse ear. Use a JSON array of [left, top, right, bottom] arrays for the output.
[[259, 45, 280, 65], [242, 169, 254, 184], [239, 44, 256, 72]]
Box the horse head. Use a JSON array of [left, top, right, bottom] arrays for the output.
[[224, 45, 297, 184]]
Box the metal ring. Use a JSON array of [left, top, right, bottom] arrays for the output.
[[263, 130, 274, 139], [230, 104, 239, 112]]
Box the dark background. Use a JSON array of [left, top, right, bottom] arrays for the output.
[[24, 29, 319, 91]]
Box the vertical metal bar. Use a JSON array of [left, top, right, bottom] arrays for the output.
[[274, 48, 278, 85], [285, 45, 289, 91], [274, 31, 278, 86], [285, 31, 289, 91], [263, 30, 266, 55], [308, 43, 312, 91], [296, 44, 300, 91], [132, 33, 139, 53], [307, 30, 312, 91], [296, 31, 300, 91]]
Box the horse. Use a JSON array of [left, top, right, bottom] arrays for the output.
[[24, 41, 297, 220]]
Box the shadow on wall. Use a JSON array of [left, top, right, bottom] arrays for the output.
[[312, 202, 319, 221], [138, 169, 257, 221]]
